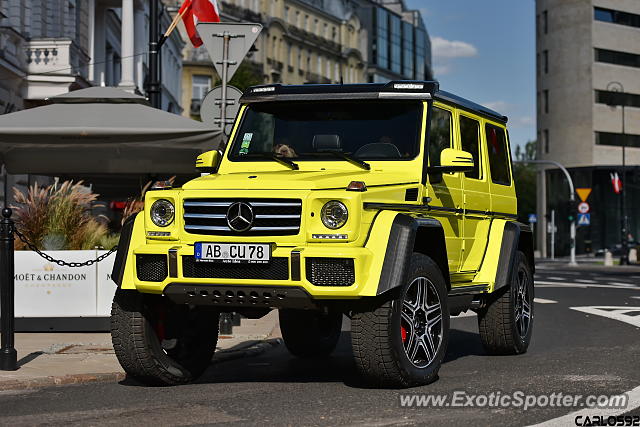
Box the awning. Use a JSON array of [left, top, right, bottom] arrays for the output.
[[0, 87, 223, 174]]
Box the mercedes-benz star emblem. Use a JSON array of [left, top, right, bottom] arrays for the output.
[[226, 202, 254, 232]]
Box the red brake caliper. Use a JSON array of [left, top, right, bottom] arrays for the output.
[[154, 305, 166, 342], [401, 325, 407, 342]]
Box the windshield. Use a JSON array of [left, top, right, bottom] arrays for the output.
[[228, 101, 422, 162]]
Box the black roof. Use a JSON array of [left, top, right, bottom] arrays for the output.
[[240, 81, 508, 123]]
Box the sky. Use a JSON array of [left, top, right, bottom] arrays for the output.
[[407, 0, 536, 150]]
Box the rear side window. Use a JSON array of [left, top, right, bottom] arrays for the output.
[[485, 124, 511, 185], [459, 115, 481, 179], [429, 107, 452, 167]]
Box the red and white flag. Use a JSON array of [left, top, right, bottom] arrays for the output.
[[179, 0, 221, 47], [610, 172, 623, 194]]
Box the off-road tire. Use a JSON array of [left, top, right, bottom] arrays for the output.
[[111, 289, 219, 386], [477, 251, 534, 355], [351, 253, 449, 388], [279, 308, 342, 358]]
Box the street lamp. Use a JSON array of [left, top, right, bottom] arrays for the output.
[[606, 81, 628, 265]]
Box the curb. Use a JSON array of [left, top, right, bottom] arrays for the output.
[[0, 372, 126, 392], [0, 339, 281, 392]]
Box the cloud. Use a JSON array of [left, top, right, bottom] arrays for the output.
[[482, 101, 509, 112], [431, 36, 478, 59], [433, 63, 452, 76], [515, 116, 535, 127]]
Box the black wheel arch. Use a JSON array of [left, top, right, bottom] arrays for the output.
[[376, 213, 451, 296], [494, 221, 535, 292], [111, 213, 138, 288]]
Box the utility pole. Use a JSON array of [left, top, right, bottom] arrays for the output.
[[148, 0, 161, 109], [515, 159, 577, 266], [606, 82, 628, 265]]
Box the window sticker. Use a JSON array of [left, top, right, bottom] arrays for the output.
[[239, 133, 253, 155]]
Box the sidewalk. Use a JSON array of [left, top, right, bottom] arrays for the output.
[[0, 310, 279, 391]]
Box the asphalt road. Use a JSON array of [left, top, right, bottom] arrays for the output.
[[1, 262, 639, 427]]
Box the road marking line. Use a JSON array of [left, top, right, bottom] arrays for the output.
[[528, 384, 640, 427], [610, 282, 637, 286], [533, 298, 557, 304], [545, 277, 566, 281], [632, 296, 640, 300], [575, 279, 597, 284], [569, 306, 640, 328], [535, 281, 638, 290]]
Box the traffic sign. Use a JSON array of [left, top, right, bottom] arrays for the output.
[[576, 188, 592, 202], [577, 202, 590, 214], [200, 85, 243, 134], [528, 214, 537, 224], [197, 23, 263, 83], [577, 213, 591, 226]]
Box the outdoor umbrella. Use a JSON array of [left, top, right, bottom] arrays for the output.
[[0, 87, 223, 174]]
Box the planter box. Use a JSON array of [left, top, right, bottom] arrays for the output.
[[13, 250, 116, 331]]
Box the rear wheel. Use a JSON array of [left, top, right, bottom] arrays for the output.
[[477, 251, 534, 355], [351, 253, 449, 388], [111, 289, 219, 386], [279, 309, 342, 358]]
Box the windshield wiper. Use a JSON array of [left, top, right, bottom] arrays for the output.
[[253, 153, 299, 170], [331, 152, 371, 170]]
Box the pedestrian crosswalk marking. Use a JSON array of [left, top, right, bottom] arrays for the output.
[[533, 298, 557, 304], [570, 306, 640, 328]]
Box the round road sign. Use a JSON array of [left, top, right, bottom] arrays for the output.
[[578, 202, 590, 214]]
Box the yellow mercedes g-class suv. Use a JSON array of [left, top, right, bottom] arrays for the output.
[[110, 81, 534, 388]]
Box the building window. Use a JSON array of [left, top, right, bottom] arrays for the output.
[[326, 58, 331, 78], [596, 89, 640, 108], [284, 6, 289, 22], [306, 50, 311, 71], [544, 129, 549, 154], [192, 75, 211, 100], [486, 124, 511, 186], [543, 50, 548, 73], [335, 62, 340, 81], [296, 11, 300, 27], [313, 19, 318, 33], [544, 89, 549, 114], [595, 7, 640, 28], [390, 14, 402, 74], [297, 48, 302, 69], [459, 115, 482, 179], [375, 8, 389, 69], [543, 10, 548, 33], [332, 26, 337, 42], [402, 21, 414, 78], [305, 15, 309, 31], [317, 56, 322, 76], [323, 23, 328, 39], [428, 107, 452, 167], [287, 43, 292, 68], [596, 48, 640, 68], [596, 132, 640, 148], [414, 28, 427, 80]]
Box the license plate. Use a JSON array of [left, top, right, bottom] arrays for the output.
[[194, 243, 271, 264]]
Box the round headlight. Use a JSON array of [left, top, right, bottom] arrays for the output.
[[321, 201, 348, 230], [150, 199, 175, 227]]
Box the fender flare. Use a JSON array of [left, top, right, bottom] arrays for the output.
[[111, 212, 138, 288], [494, 221, 535, 291], [376, 214, 450, 295]]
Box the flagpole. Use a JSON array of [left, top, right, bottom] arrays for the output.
[[158, 5, 188, 48], [148, 0, 161, 109]]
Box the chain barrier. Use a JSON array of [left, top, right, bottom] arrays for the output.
[[14, 228, 117, 268]]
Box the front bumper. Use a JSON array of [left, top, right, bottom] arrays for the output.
[[131, 243, 376, 302]]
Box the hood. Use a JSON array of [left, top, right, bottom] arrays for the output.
[[182, 170, 417, 191]]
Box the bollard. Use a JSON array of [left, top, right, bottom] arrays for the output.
[[0, 208, 17, 370], [219, 313, 233, 335], [604, 250, 614, 267], [629, 248, 638, 265]]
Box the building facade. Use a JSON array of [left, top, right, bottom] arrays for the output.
[[0, 0, 183, 113], [536, 0, 640, 255], [354, 0, 432, 82]]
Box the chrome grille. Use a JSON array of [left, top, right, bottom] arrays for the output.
[[183, 198, 302, 236]]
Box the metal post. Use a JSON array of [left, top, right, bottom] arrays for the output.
[[148, 0, 161, 109], [515, 159, 577, 265], [550, 209, 556, 261], [0, 207, 17, 370], [220, 31, 230, 139], [621, 104, 628, 265]]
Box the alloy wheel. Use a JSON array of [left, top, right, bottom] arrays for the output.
[[514, 267, 532, 338]]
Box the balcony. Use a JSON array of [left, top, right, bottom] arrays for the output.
[[25, 39, 89, 79]]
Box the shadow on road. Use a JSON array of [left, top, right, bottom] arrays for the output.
[[119, 328, 488, 389]]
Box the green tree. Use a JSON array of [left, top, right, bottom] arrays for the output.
[[513, 140, 537, 223], [214, 62, 263, 92]]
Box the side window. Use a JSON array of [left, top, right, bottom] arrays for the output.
[[459, 115, 481, 179], [485, 124, 511, 185], [428, 107, 452, 167]]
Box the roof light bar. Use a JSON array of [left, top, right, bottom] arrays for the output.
[[252, 86, 276, 93], [393, 83, 425, 90]]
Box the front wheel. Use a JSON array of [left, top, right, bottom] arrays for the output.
[[111, 289, 219, 386], [351, 253, 450, 388], [477, 251, 534, 355]]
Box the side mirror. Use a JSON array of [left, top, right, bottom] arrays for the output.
[[429, 148, 475, 173], [196, 150, 221, 173]]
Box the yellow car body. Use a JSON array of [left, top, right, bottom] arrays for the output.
[[112, 81, 533, 314]]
